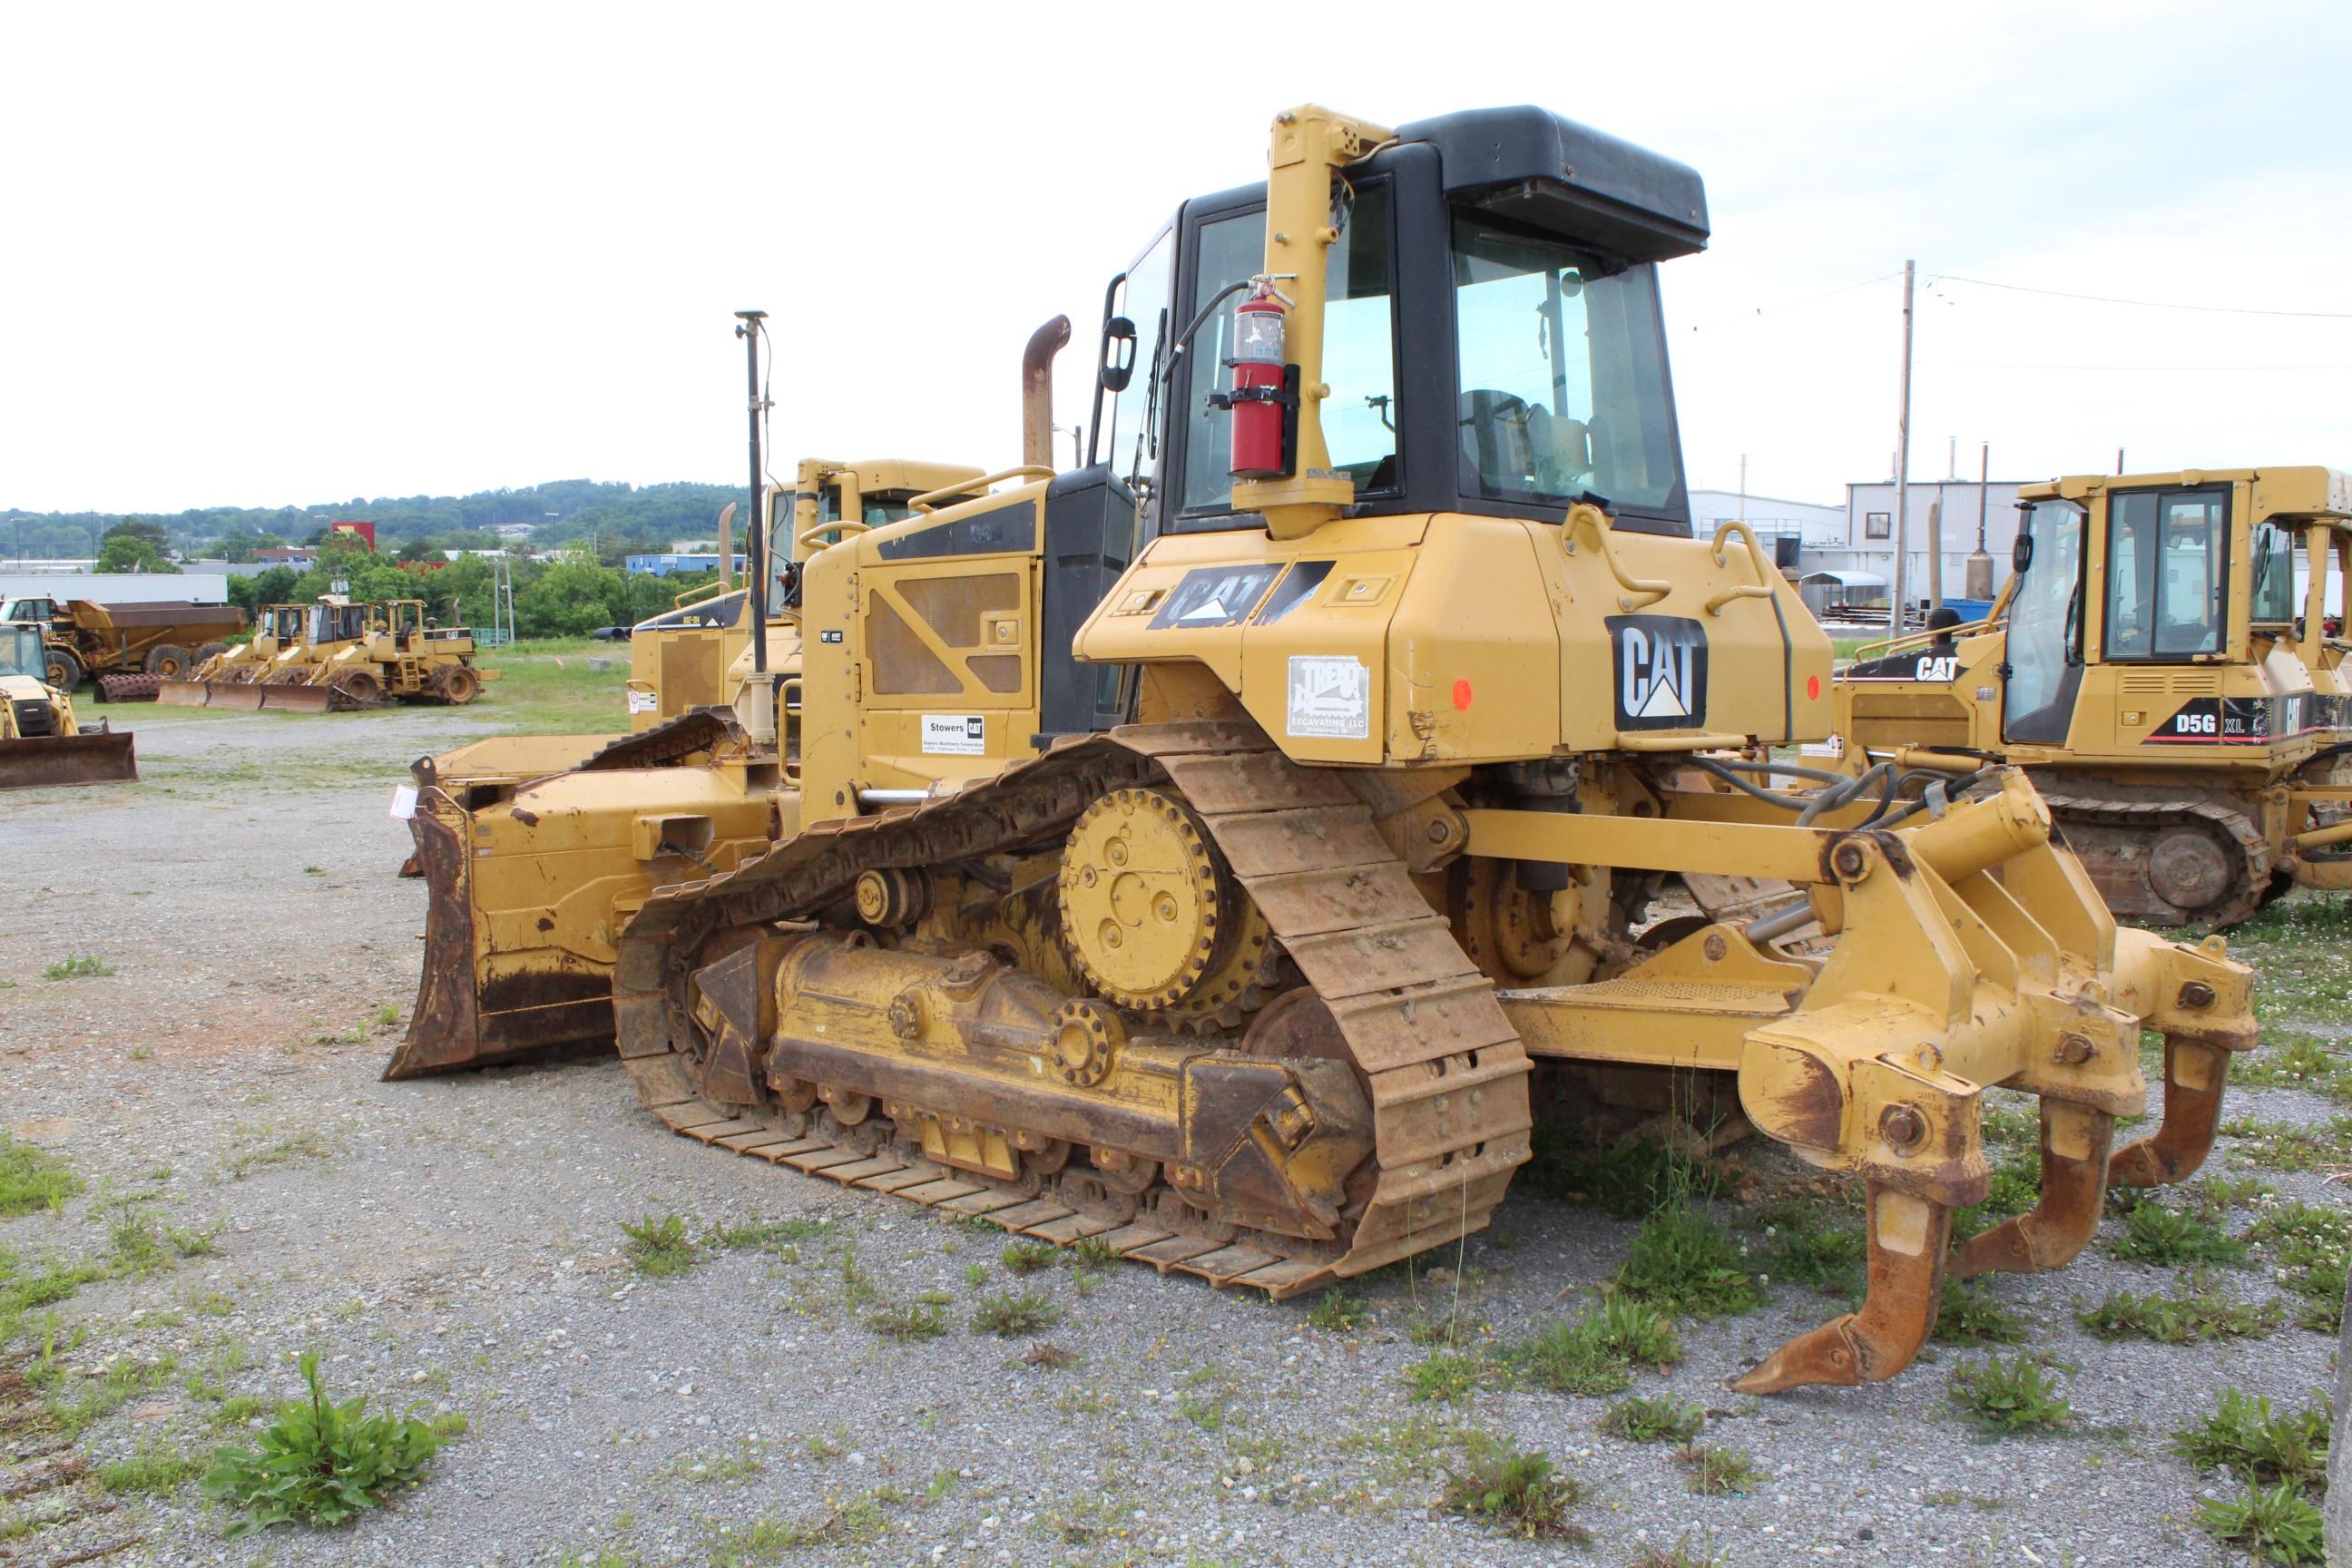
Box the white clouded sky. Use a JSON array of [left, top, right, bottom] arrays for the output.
[[3, 0, 2347, 514]]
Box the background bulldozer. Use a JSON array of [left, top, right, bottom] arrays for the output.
[[390, 103, 2260, 1395], [1835, 466, 2352, 927], [0, 595, 243, 701], [0, 622, 137, 789], [165, 597, 494, 711]]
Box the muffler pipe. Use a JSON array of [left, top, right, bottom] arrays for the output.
[[1022, 316, 1073, 470]]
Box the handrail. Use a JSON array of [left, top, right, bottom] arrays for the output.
[[1562, 502, 1670, 611], [797, 519, 872, 554], [1852, 615, 2004, 663], [908, 466, 1055, 514], [1703, 520, 1777, 616], [672, 578, 732, 612]]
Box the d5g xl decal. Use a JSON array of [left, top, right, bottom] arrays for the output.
[[1608, 614, 1709, 730]]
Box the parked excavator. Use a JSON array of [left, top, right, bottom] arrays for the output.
[[390, 103, 2259, 1394], [0, 622, 138, 788], [1834, 467, 2352, 927]]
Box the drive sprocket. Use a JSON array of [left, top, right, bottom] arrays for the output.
[[1056, 785, 1273, 1020]]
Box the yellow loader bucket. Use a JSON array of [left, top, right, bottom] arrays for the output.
[[0, 730, 138, 789]]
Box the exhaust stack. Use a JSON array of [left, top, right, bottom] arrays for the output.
[[1022, 316, 1072, 470]]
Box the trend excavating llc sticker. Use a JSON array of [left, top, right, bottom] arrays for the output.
[[1287, 655, 1370, 740], [1607, 614, 1709, 730], [921, 714, 987, 755]]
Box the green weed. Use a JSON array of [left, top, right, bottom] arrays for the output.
[[1510, 1298, 1681, 1396], [43, 954, 113, 980], [2221, 1114, 2352, 1173], [2198, 1483, 2324, 1565], [619, 1213, 698, 1277], [0, 1137, 80, 1218], [1001, 1240, 1058, 1275], [2246, 1200, 2350, 1332], [1947, 1354, 2072, 1434], [867, 1300, 946, 1342], [1934, 1278, 2028, 1345], [99, 1442, 207, 1495], [2171, 1389, 2328, 1491], [1598, 1394, 1705, 1445], [1615, 1205, 1759, 1318], [2106, 1196, 2248, 1267], [200, 1351, 451, 1535], [1306, 1289, 1371, 1334], [972, 1289, 1058, 1338], [1405, 1350, 1485, 1404], [1521, 1126, 1731, 1218], [2078, 1284, 2282, 1344], [1677, 1443, 1763, 1496], [1437, 1435, 1589, 1540]]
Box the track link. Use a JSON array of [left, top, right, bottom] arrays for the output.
[[2042, 792, 2272, 928], [613, 721, 1532, 1297]]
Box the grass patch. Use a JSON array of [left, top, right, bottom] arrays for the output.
[[1521, 1125, 1732, 1218], [1677, 1443, 1763, 1496], [1001, 1240, 1058, 1275], [2078, 1282, 2282, 1344], [2106, 1192, 2248, 1267], [0, 1136, 80, 1218], [2220, 1114, 2352, 1173], [1598, 1394, 1705, 1445], [42, 954, 114, 980], [866, 1300, 946, 1342], [1509, 1298, 1681, 1396], [1934, 1278, 2029, 1345], [467, 642, 637, 736], [1947, 1354, 2072, 1434], [1615, 1205, 1759, 1318], [1306, 1289, 1370, 1334], [2171, 1389, 2328, 1491], [2237, 1036, 2345, 1093], [99, 1442, 207, 1495], [713, 1218, 826, 1252], [1749, 1200, 1866, 1292], [201, 1352, 454, 1536], [1951, 1146, 2042, 1240], [1405, 1350, 1485, 1404], [1437, 1435, 1589, 1541], [972, 1289, 1057, 1338], [2247, 1200, 2349, 1332], [2198, 1483, 2324, 1564], [620, 1213, 698, 1277]]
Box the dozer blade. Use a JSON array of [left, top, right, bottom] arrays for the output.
[[0, 730, 138, 789], [156, 679, 220, 708], [255, 684, 335, 713]]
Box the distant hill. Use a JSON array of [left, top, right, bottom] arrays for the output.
[[0, 479, 741, 564]]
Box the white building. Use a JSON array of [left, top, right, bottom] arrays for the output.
[[1, 568, 230, 607], [1686, 488, 1845, 573], [1826, 478, 2025, 610]]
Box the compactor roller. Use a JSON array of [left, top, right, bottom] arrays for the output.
[[394, 103, 2260, 1393]]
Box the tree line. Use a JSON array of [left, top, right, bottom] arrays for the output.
[[3, 479, 742, 566], [227, 541, 725, 641]]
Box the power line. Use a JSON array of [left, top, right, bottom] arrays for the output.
[[1929, 273, 2352, 320]]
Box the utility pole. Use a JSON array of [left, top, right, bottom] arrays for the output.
[[1890, 260, 1916, 631], [1966, 441, 1994, 599], [2116, 446, 2126, 476], [734, 309, 774, 743]]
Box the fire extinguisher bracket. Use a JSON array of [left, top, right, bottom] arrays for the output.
[[1213, 363, 1303, 481]]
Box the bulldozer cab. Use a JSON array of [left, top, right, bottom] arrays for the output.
[[252, 603, 305, 654], [2001, 469, 2352, 753]]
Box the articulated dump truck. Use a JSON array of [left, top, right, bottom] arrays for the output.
[[389, 103, 2259, 1394]]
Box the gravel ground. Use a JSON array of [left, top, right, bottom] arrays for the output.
[[0, 704, 2340, 1568]]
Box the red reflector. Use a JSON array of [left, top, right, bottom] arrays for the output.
[[1452, 678, 1474, 710], [1807, 675, 1822, 701]]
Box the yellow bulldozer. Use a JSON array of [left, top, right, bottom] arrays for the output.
[[163, 596, 494, 710], [1833, 466, 2352, 928], [0, 622, 138, 789], [389, 103, 2260, 1395]]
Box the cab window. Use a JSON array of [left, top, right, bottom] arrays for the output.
[[2249, 523, 2297, 625], [1179, 182, 1396, 515], [2104, 487, 2228, 659], [1101, 226, 1172, 497]]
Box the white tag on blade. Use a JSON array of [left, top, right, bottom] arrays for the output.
[[921, 714, 987, 755], [1286, 655, 1370, 740], [389, 784, 418, 819]]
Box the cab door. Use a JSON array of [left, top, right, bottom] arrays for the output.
[[2004, 498, 2087, 746]]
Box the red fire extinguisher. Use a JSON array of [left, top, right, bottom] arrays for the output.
[[1220, 286, 1294, 480]]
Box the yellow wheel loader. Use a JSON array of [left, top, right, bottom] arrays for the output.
[[1834, 467, 2352, 927], [158, 603, 306, 704], [390, 104, 2259, 1394], [0, 623, 137, 789]]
